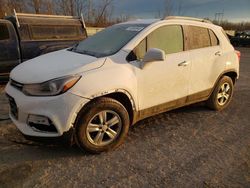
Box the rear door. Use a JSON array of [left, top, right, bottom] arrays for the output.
[[0, 20, 20, 79], [183, 25, 221, 100]]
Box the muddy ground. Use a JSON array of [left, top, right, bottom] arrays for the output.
[[0, 48, 249, 188]]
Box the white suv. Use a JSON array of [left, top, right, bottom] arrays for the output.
[[5, 16, 240, 153]]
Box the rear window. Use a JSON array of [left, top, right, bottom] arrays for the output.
[[184, 26, 211, 50], [0, 23, 10, 40], [30, 25, 82, 40]]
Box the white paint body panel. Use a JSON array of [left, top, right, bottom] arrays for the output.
[[136, 51, 191, 110], [10, 49, 105, 84], [5, 18, 239, 137]]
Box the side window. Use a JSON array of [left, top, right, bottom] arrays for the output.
[[0, 23, 10, 40], [184, 26, 211, 50], [148, 25, 183, 54], [134, 38, 146, 60], [209, 29, 219, 46], [128, 25, 183, 61]]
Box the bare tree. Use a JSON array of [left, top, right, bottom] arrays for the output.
[[176, 0, 185, 16], [29, 0, 43, 14], [58, 0, 85, 16], [95, 0, 114, 26], [44, 0, 55, 14], [0, 0, 5, 18], [163, 0, 173, 17], [0, 0, 28, 16], [75, 0, 86, 16]]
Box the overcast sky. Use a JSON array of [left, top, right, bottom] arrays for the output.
[[111, 0, 250, 22]]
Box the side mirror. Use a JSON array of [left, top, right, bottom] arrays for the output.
[[143, 48, 166, 63]]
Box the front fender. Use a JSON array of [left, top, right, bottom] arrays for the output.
[[69, 59, 138, 110]]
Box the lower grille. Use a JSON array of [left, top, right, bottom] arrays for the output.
[[28, 122, 58, 133]]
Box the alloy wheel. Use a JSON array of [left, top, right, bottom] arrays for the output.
[[86, 110, 122, 146], [217, 82, 231, 106]]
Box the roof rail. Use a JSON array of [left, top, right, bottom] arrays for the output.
[[165, 16, 213, 24]]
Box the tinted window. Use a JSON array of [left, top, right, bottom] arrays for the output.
[[30, 25, 81, 40], [0, 23, 10, 40], [184, 26, 210, 50], [148, 25, 183, 54], [209, 29, 219, 46]]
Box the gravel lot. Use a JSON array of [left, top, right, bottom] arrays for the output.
[[0, 48, 249, 188]]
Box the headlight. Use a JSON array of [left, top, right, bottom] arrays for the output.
[[22, 75, 81, 96]]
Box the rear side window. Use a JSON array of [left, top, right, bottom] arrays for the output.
[[0, 23, 10, 40], [209, 29, 219, 46], [148, 25, 183, 54], [184, 26, 210, 50], [30, 25, 81, 40]]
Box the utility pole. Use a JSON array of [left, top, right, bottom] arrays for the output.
[[214, 10, 224, 24]]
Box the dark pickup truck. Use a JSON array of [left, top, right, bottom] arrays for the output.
[[0, 12, 87, 81]]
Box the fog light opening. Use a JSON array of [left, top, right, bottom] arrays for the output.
[[27, 115, 58, 133]]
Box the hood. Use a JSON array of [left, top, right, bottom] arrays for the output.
[[10, 49, 105, 84]]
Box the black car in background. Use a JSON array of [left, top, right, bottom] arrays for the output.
[[230, 31, 250, 47], [0, 12, 87, 82]]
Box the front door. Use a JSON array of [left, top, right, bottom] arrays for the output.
[[131, 25, 191, 112]]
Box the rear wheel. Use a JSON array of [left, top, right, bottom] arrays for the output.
[[75, 97, 130, 153], [207, 76, 234, 111]]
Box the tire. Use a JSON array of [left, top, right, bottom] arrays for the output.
[[74, 97, 130, 153], [207, 76, 234, 111]]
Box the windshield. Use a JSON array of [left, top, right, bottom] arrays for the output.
[[72, 23, 148, 58]]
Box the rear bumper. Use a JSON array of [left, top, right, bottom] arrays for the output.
[[5, 82, 90, 137]]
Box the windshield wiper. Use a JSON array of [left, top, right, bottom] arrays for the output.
[[69, 43, 79, 51], [74, 49, 97, 57]]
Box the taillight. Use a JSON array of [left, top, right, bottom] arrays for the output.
[[235, 50, 241, 62]]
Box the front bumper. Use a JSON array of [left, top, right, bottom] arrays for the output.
[[5, 83, 90, 137]]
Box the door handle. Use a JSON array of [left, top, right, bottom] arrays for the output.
[[215, 51, 222, 56], [178, 61, 190, 67]]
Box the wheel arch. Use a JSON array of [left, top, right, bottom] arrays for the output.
[[75, 89, 136, 126], [223, 71, 238, 84]]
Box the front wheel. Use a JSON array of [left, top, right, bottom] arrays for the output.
[[207, 76, 234, 111], [75, 97, 130, 153]]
